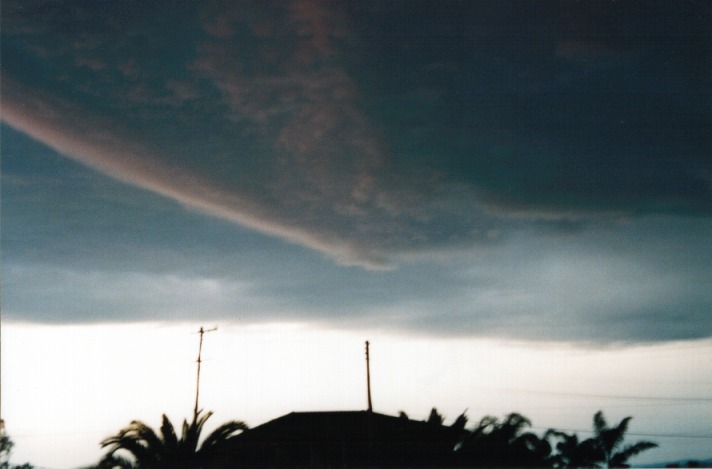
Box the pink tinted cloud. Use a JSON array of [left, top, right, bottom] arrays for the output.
[[1, 76, 394, 267], [1, 0, 499, 269], [192, 1, 387, 215]]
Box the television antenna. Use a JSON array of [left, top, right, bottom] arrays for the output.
[[193, 326, 217, 418], [365, 340, 373, 412]]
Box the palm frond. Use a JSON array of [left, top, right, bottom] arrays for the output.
[[501, 412, 532, 441], [99, 418, 166, 466], [593, 410, 608, 437], [427, 407, 445, 425], [126, 420, 163, 454], [100, 435, 156, 465], [183, 410, 214, 453], [201, 420, 248, 448], [160, 414, 179, 454], [97, 452, 137, 469], [599, 416, 632, 460], [575, 437, 604, 467], [612, 416, 632, 449], [199, 420, 249, 459], [503, 413, 532, 429], [472, 415, 498, 436], [99, 411, 249, 468], [195, 410, 215, 430], [610, 441, 658, 467], [451, 411, 469, 433], [181, 418, 190, 446]]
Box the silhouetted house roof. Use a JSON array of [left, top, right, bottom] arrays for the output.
[[223, 410, 461, 468]]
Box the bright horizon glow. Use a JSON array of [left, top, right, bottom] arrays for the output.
[[3, 322, 711, 468]]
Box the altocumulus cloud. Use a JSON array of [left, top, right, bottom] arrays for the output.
[[2, 1, 710, 268]]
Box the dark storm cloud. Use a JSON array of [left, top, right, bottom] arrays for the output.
[[5, 162, 711, 342], [2, 0, 710, 268], [3, 124, 711, 343]]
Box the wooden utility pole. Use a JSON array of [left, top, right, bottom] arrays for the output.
[[365, 340, 373, 412], [194, 326, 217, 419]]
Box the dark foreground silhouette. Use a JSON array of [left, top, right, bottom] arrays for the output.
[[96, 410, 247, 469], [92, 409, 657, 468], [0, 432, 34, 469]]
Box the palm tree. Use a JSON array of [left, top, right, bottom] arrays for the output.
[[549, 430, 600, 468], [456, 413, 553, 467], [589, 410, 658, 468], [0, 432, 34, 469], [427, 407, 445, 426], [420, 407, 470, 463], [99, 410, 247, 469]]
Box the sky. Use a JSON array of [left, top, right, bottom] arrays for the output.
[[1, 1, 711, 467]]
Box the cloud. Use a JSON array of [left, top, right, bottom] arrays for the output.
[[3, 121, 711, 343], [1, 0, 710, 272], [1, 263, 262, 323], [4, 213, 711, 343]]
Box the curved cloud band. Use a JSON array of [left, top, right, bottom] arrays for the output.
[[2, 0, 710, 269]]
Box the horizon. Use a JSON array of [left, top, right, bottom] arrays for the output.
[[1, 1, 711, 467], [4, 323, 711, 468]]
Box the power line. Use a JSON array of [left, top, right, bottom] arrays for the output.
[[529, 426, 712, 440], [501, 388, 712, 402], [504, 401, 710, 412], [626, 432, 712, 440]]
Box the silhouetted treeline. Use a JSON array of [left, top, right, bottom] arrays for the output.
[[0, 432, 34, 469], [90, 408, 658, 468], [95, 410, 246, 469], [447, 409, 656, 468]]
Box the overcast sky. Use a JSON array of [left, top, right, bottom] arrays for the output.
[[1, 1, 711, 467]]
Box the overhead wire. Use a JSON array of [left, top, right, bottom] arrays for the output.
[[529, 426, 712, 440], [498, 388, 712, 402]]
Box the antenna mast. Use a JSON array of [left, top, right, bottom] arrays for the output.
[[365, 340, 373, 412], [194, 326, 217, 418]]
